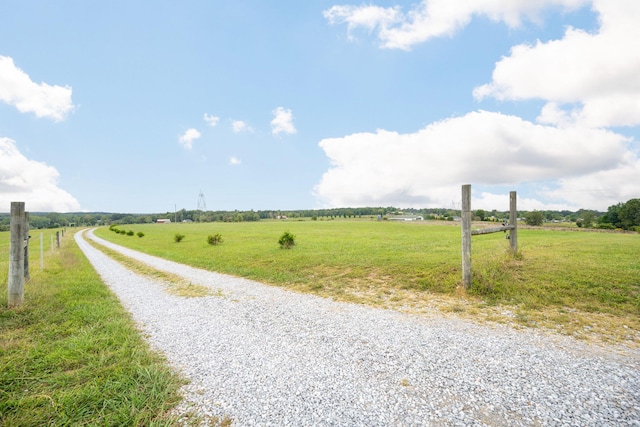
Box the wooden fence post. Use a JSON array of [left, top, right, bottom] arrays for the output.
[[8, 202, 25, 307], [461, 185, 472, 289], [56, 231, 60, 249], [509, 191, 518, 253], [24, 212, 30, 282]]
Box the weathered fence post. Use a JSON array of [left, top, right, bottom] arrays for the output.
[[461, 185, 472, 289], [56, 231, 60, 249], [509, 191, 518, 253], [8, 202, 25, 307], [24, 212, 30, 282]]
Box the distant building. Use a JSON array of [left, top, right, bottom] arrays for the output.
[[157, 219, 171, 224], [388, 215, 424, 221]]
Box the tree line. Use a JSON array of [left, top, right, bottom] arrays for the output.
[[521, 199, 639, 231], [0, 200, 638, 231]]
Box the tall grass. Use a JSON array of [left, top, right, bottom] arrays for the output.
[[0, 230, 185, 426]]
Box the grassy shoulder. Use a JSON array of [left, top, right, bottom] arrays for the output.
[[95, 221, 640, 346], [83, 235, 218, 299], [0, 231, 186, 426]]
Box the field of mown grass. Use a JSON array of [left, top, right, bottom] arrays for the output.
[[95, 220, 640, 344], [0, 230, 192, 426]]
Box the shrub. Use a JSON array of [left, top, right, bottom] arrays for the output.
[[126, 230, 134, 236], [597, 223, 615, 230], [174, 233, 185, 243], [118, 229, 127, 235], [207, 233, 223, 245], [137, 231, 145, 238], [278, 231, 296, 249]]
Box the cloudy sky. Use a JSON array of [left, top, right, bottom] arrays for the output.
[[1, 0, 638, 213]]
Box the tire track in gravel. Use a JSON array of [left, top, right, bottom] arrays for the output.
[[76, 229, 640, 426]]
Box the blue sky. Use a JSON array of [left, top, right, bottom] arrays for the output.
[[1, 0, 638, 213]]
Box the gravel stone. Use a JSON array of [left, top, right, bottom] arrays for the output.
[[76, 230, 640, 426]]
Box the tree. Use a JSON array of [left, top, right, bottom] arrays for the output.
[[475, 209, 486, 221], [582, 211, 595, 228], [619, 198, 640, 230], [599, 199, 640, 230], [525, 211, 544, 226]]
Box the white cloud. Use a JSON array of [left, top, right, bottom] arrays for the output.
[[271, 107, 297, 135], [474, 0, 640, 128], [324, 5, 402, 41], [231, 120, 252, 133], [325, 0, 588, 50], [204, 113, 219, 127], [0, 137, 81, 212], [314, 110, 635, 210], [538, 154, 640, 209], [178, 128, 201, 150], [0, 56, 74, 121], [229, 156, 241, 165]]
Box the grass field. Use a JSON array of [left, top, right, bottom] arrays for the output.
[[95, 220, 640, 344], [0, 230, 191, 426]]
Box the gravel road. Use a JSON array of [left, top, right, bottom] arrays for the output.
[[76, 229, 640, 426]]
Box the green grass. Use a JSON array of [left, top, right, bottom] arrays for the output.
[[0, 230, 187, 426], [93, 221, 640, 344]]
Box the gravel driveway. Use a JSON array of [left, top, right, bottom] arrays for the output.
[[76, 229, 640, 426]]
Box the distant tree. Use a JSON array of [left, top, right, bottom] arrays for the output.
[[30, 216, 51, 229], [525, 211, 544, 226], [582, 211, 595, 228], [599, 199, 639, 230], [619, 199, 640, 230], [475, 209, 486, 221]]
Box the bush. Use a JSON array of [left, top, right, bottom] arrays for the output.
[[118, 229, 126, 235], [137, 232, 145, 238], [174, 233, 185, 243], [126, 230, 134, 236], [597, 223, 615, 230], [207, 233, 223, 245], [525, 211, 544, 226], [278, 231, 296, 249]]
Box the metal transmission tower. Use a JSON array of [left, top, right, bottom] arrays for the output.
[[197, 191, 207, 211]]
